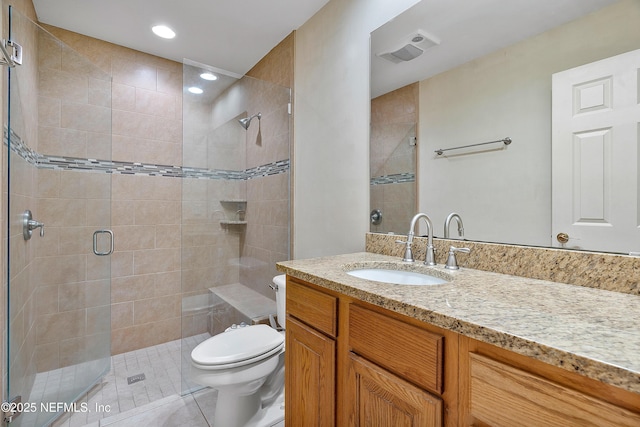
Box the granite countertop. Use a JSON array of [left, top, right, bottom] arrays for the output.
[[276, 252, 640, 394]]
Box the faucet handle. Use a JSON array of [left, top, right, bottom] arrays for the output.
[[395, 239, 415, 262], [445, 246, 470, 270]]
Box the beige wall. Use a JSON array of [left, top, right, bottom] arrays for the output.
[[292, 0, 420, 259]]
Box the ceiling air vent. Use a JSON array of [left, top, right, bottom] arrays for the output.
[[377, 30, 440, 64], [380, 44, 423, 63]]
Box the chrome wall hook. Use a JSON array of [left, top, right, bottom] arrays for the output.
[[22, 210, 44, 240]]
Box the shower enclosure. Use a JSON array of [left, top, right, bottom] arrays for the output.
[[3, 7, 290, 425], [180, 61, 291, 397], [5, 7, 112, 427]]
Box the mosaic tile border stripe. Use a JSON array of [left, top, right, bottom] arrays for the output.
[[371, 172, 415, 185], [6, 128, 289, 180]]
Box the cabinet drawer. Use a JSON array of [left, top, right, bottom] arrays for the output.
[[469, 353, 640, 427], [349, 304, 443, 395], [287, 278, 337, 337]]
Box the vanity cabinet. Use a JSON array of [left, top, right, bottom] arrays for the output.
[[285, 274, 640, 426], [285, 276, 458, 427], [459, 337, 640, 427]]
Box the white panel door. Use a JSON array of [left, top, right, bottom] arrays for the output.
[[552, 48, 640, 254]]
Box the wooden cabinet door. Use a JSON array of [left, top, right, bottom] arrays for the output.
[[346, 353, 443, 427], [285, 316, 336, 427]]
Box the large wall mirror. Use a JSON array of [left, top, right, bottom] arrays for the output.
[[370, 0, 640, 254]]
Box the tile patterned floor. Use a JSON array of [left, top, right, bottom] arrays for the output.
[[24, 332, 283, 427], [48, 334, 210, 427]]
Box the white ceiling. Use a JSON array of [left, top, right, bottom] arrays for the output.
[[32, 0, 619, 96], [371, 0, 618, 97], [32, 0, 330, 76]]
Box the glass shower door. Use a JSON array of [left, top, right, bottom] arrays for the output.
[[180, 60, 292, 404], [5, 7, 112, 426]]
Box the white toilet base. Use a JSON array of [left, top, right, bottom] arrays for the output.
[[245, 389, 285, 427], [213, 388, 284, 427], [214, 389, 260, 427]]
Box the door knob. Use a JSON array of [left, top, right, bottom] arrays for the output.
[[556, 232, 569, 244]]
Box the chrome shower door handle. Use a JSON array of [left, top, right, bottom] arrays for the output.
[[93, 229, 114, 256]]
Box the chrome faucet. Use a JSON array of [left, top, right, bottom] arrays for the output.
[[444, 212, 464, 239], [396, 213, 436, 265]]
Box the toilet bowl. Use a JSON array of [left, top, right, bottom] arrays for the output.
[[190, 275, 287, 427]]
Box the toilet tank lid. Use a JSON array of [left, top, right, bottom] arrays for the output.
[[191, 324, 284, 367]]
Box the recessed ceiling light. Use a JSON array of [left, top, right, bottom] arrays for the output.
[[188, 87, 203, 94], [200, 72, 218, 81], [152, 25, 176, 39]]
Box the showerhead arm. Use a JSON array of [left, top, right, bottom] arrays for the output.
[[238, 112, 262, 130]]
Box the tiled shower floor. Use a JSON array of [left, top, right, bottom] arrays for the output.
[[44, 333, 212, 427]]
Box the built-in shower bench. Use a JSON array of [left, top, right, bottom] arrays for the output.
[[209, 283, 276, 333]]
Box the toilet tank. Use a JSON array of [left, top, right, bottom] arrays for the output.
[[273, 275, 287, 328]]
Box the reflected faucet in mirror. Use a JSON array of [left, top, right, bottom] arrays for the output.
[[396, 213, 436, 266], [444, 212, 464, 239]]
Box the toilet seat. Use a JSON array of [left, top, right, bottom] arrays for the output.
[[191, 324, 284, 370]]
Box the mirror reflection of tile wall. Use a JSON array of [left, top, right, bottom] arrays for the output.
[[370, 83, 417, 235]]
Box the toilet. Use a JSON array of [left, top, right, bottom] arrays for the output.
[[190, 275, 287, 427]]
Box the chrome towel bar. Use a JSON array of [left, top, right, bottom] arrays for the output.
[[435, 137, 511, 156]]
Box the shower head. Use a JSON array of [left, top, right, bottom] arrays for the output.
[[238, 112, 261, 130]]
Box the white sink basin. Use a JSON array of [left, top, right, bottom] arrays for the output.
[[346, 268, 448, 285]]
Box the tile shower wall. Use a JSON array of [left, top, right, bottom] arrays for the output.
[[370, 83, 417, 234], [46, 26, 292, 351], [41, 25, 184, 356], [0, 14, 290, 413], [243, 36, 293, 299], [181, 95, 244, 338], [181, 34, 293, 338], [34, 27, 113, 376]]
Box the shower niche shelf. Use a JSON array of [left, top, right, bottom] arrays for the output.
[[220, 199, 247, 204], [220, 220, 248, 226], [219, 200, 247, 227]]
